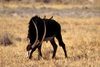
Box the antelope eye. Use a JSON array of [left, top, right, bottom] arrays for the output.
[[26, 45, 31, 51]]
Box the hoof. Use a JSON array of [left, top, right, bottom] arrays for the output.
[[29, 55, 32, 59]]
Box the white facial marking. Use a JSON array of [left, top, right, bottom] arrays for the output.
[[27, 51, 30, 58]]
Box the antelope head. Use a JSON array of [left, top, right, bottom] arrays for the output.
[[26, 20, 39, 58]]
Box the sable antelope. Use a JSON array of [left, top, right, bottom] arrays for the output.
[[26, 16, 67, 59]]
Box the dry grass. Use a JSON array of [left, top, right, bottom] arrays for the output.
[[0, 16, 100, 67], [0, 2, 97, 9]]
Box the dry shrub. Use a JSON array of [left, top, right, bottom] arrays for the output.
[[0, 32, 12, 46], [3, 32, 12, 45]]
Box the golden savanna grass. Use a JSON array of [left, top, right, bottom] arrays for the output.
[[0, 17, 100, 67], [0, 3, 100, 67]]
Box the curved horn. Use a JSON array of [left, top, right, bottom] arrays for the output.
[[31, 20, 38, 48], [39, 20, 46, 45]]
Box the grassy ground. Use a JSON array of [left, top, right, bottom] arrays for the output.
[[0, 2, 100, 67], [0, 16, 100, 67]]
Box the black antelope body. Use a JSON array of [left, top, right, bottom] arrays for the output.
[[26, 16, 67, 59]]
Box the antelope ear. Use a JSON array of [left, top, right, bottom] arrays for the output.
[[44, 16, 46, 19], [49, 16, 53, 19]]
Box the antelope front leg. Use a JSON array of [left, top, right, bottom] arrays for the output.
[[38, 44, 42, 60], [29, 46, 38, 59]]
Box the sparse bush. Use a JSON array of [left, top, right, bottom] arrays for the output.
[[0, 32, 12, 46], [3, 32, 12, 46]]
